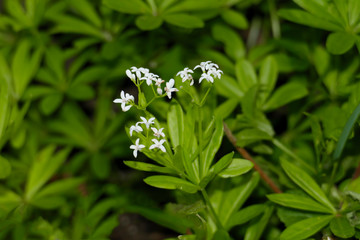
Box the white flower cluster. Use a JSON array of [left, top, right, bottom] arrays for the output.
[[177, 61, 223, 85], [128, 66, 178, 99], [129, 116, 166, 158]]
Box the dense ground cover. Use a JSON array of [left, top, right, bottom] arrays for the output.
[[0, 0, 360, 239]]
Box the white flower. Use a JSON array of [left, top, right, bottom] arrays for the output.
[[113, 90, 134, 112], [131, 67, 149, 79], [208, 68, 223, 79], [149, 139, 166, 152], [199, 72, 214, 83], [153, 78, 164, 87], [129, 123, 143, 136], [164, 79, 178, 99], [176, 67, 194, 85], [194, 61, 211, 72], [130, 138, 145, 158], [157, 87, 163, 95], [126, 69, 136, 81], [151, 127, 165, 138], [140, 72, 158, 86], [206, 63, 219, 70], [139, 116, 155, 129]]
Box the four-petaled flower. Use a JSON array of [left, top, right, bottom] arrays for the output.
[[129, 123, 143, 136], [130, 138, 145, 158], [208, 68, 223, 79], [176, 67, 194, 85], [164, 79, 178, 99], [131, 66, 149, 79], [140, 116, 155, 129], [113, 90, 134, 111], [149, 139, 166, 152], [199, 72, 214, 83], [141, 72, 158, 86], [151, 127, 165, 138], [194, 61, 211, 72]]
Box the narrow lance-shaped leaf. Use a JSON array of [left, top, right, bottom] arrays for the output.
[[280, 158, 336, 213], [226, 204, 265, 230], [244, 205, 274, 240], [267, 193, 335, 214], [168, 101, 184, 148], [280, 215, 334, 240], [218, 158, 253, 178], [144, 175, 199, 193], [124, 161, 177, 175]]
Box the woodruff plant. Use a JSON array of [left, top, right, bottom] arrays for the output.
[[113, 61, 256, 239]]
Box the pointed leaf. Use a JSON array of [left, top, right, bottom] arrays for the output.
[[0, 155, 11, 179], [267, 193, 335, 213], [168, 101, 184, 147], [280, 215, 334, 240], [330, 215, 355, 238], [226, 204, 265, 230], [218, 158, 253, 178], [102, 0, 151, 14], [326, 32, 356, 55], [124, 161, 177, 174], [135, 15, 163, 30], [144, 175, 199, 193], [163, 13, 204, 28], [280, 158, 335, 213]]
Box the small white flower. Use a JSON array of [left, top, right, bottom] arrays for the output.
[[164, 79, 178, 99], [206, 62, 219, 70], [176, 67, 194, 85], [151, 127, 165, 138], [199, 72, 214, 83], [208, 68, 223, 79], [129, 123, 143, 136], [126, 69, 136, 81], [139, 116, 155, 129], [157, 87, 163, 95], [194, 61, 211, 72], [113, 90, 134, 112], [131, 67, 149, 79], [130, 138, 145, 158], [149, 139, 166, 152], [153, 78, 165, 87], [140, 72, 158, 86]]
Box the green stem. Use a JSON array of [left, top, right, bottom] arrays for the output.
[[273, 139, 316, 174], [198, 107, 204, 178], [201, 189, 224, 231]]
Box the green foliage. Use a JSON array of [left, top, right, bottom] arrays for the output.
[[0, 0, 360, 239]]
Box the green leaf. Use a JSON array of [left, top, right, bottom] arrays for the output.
[[0, 156, 11, 179], [215, 98, 238, 119], [212, 229, 231, 240], [34, 178, 84, 199], [68, 0, 102, 27], [258, 55, 278, 104], [30, 196, 66, 209], [326, 32, 356, 55], [226, 204, 265, 230], [217, 172, 260, 226], [0, 189, 21, 215], [235, 59, 257, 93], [267, 193, 335, 214], [67, 84, 95, 100], [144, 175, 199, 193], [124, 161, 177, 174], [263, 81, 308, 111], [280, 158, 336, 213], [163, 13, 204, 28], [91, 216, 119, 238], [0, 82, 9, 145], [202, 115, 224, 175], [236, 128, 272, 147], [218, 158, 253, 178], [293, 0, 340, 23], [102, 0, 150, 14], [125, 205, 193, 233], [220, 9, 248, 29], [280, 215, 334, 240], [349, 0, 360, 26], [211, 152, 234, 175], [168, 101, 184, 148], [135, 15, 163, 30], [25, 146, 71, 201], [214, 74, 243, 99], [165, 0, 221, 13], [91, 153, 110, 179], [40, 94, 63, 115], [241, 85, 258, 119], [244, 205, 274, 240], [212, 24, 245, 60], [278, 9, 343, 32], [330, 215, 355, 238]]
